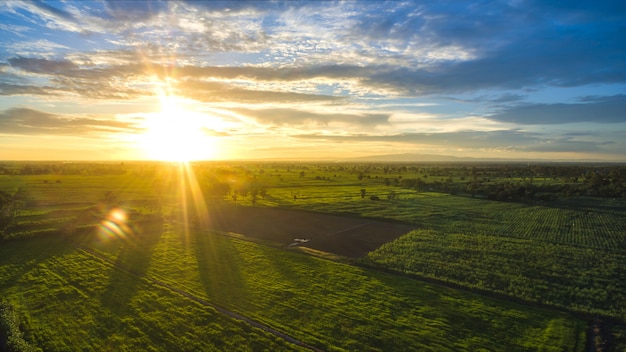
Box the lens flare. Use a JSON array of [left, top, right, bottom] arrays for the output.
[[98, 207, 133, 241]]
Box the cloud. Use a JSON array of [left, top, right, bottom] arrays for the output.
[[0, 23, 32, 37], [8, 56, 142, 79], [104, 0, 169, 21], [4, 0, 625, 100], [294, 130, 536, 147], [15, 0, 84, 33], [0, 83, 58, 96], [343, 1, 626, 93], [0, 107, 142, 136], [8, 56, 78, 74], [6, 39, 71, 57], [291, 129, 619, 154], [232, 108, 390, 128], [4, 56, 370, 101], [181, 0, 283, 13], [487, 95, 626, 124], [177, 64, 366, 82], [176, 79, 343, 104], [29, 0, 77, 22], [5, 56, 148, 99], [526, 139, 614, 153]]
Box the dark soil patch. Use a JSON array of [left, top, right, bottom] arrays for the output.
[[203, 205, 416, 258]]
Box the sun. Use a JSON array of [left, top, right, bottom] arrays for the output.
[[139, 96, 219, 162]]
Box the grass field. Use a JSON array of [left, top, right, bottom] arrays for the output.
[[0, 237, 304, 351], [364, 229, 626, 318], [1, 224, 587, 351], [1, 162, 624, 350]]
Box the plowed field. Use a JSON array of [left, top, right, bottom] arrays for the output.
[[204, 205, 416, 257]]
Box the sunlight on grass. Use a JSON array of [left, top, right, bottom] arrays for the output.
[[173, 162, 210, 246]]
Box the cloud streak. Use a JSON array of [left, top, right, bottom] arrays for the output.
[[293, 130, 619, 154], [0, 107, 142, 136], [488, 95, 626, 124]]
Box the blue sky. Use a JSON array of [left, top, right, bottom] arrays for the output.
[[0, 0, 625, 161]]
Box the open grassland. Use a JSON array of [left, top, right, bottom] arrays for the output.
[[0, 174, 155, 206], [0, 237, 304, 351], [0, 228, 587, 351]]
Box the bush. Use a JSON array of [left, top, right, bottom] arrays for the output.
[[0, 301, 37, 352]]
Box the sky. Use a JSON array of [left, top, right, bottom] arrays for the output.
[[0, 0, 625, 162]]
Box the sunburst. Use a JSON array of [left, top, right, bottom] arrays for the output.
[[139, 95, 219, 162]]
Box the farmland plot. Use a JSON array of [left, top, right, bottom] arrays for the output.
[[251, 189, 626, 251], [0, 237, 303, 351], [194, 204, 416, 257], [88, 226, 586, 352], [365, 230, 626, 318]]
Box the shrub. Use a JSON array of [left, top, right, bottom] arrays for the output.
[[0, 301, 37, 352]]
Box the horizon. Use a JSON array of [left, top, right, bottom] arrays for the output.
[[1, 1, 625, 162], [2, 154, 626, 165]]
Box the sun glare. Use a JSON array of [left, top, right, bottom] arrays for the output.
[[139, 95, 219, 162]]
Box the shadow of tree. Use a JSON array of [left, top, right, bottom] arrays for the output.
[[0, 237, 77, 291], [100, 220, 163, 315], [191, 225, 248, 309]]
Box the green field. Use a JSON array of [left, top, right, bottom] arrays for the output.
[[1, 161, 625, 350], [1, 225, 586, 351], [364, 229, 626, 317], [0, 237, 304, 351]]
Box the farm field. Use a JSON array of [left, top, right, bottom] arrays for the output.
[[1, 161, 625, 350], [1, 224, 586, 351], [364, 229, 626, 317], [251, 189, 626, 252], [0, 236, 305, 351], [200, 204, 416, 257]]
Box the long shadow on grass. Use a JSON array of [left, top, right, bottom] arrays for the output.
[[100, 220, 163, 314], [191, 221, 248, 309], [0, 237, 77, 291]]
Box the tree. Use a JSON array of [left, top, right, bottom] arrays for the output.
[[201, 176, 231, 198], [9, 187, 31, 218], [101, 191, 119, 207], [467, 181, 478, 198], [0, 188, 32, 230], [0, 191, 13, 226]]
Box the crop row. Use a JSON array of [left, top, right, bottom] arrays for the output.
[[365, 230, 626, 318], [249, 189, 626, 252]]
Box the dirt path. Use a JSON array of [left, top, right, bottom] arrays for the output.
[[78, 247, 324, 352]]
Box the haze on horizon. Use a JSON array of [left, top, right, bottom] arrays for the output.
[[0, 1, 625, 162]]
